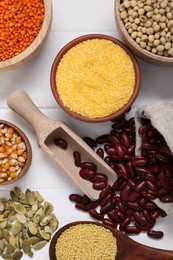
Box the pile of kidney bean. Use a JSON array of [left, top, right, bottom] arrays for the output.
[[67, 112, 173, 239]]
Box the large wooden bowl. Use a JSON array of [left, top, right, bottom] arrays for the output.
[[0, 0, 52, 70], [115, 0, 173, 66], [50, 34, 141, 123], [0, 120, 32, 186]]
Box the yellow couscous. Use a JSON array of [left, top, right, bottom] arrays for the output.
[[55, 39, 135, 118], [55, 223, 117, 260]]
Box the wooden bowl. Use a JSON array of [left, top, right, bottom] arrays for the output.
[[0, 0, 52, 70], [50, 34, 141, 123], [0, 120, 32, 185], [115, 0, 173, 66]]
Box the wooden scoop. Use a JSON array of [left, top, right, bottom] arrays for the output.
[[49, 221, 173, 260], [7, 90, 117, 200]]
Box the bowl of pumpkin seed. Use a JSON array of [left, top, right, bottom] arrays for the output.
[[0, 187, 58, 259], [115, 0, 173, 66]]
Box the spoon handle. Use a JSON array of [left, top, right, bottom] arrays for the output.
[[7, 90, 54, 138]]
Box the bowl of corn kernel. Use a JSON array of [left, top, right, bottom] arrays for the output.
[[0, 0, 52, 70], [0, 120, 32, 185], [115, 0, 173, 66], [50, 34, 141, 123]]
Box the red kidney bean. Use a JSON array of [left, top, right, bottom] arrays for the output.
[[96, 135, 109, 144], [116, 197, 126, 213], [100, 193, 112, 207], [143, 209, 153, 223], [103, 218, 117, 228], [100, 202, 114, 214], [54, 138, 68, 149], [105, 146, 117, 156], [96, 148, 104, 159], [133, 212, 148, 226], [127, 161, 136, 178], [162, 162, 173, 178], [160, 195, 173, 203], [143, 142, 160, 150], [73, 151, 81, 167], [80, 162, 97, 171], [93, 181, 107, 190], [99, 185, 111, 200], [104, 156, 111, 165], [125, 226, 141, 235], [83, 136, 97, 148], [69, 194, 82, 204], [127, 178, 136, 189], [159, 146, 172, 157], [111, 194, 117, 206], [125, 209, 134, 216], [79, 169, 95, 181], [141, 189, 156, 200], [148, 129, 158, 138], [108, 210, 121, 223], [114, 208, 126, 221], [129, 191, 141, 202], [118, 180, 127, 190], [112, 119, 127, 130], [88, 199, 100, 209], [150, 209, 163, 220], [147, 230, 164, 239], [75, 203, 89, 212], [115, 143, 126, 159], [145, 180, 157, 191], [151, 164, 159, 173], [107, 135, 120, 144], [135, 181, 146, 193], [144, 202, 157, 210], [82, 195, 90, 205], [135, 167, 152, 175], [109, 162, 119, 172], [110, 130, 120, 138], [154, 152, 171, 163], [139, 197, 147, 207], [118, 162, 130, 179], [158, 186, 172, 196], [145, 173, 157, 182], [121, 184, 131, 202], [121, 125, 135, 134], [127, 201, 142, 211], [140, 221, 155, 231], [111, 181, 118, 193], [138, 124, 151, 134], [158, 171, 169, 188], [119, 217, 131, 231], [89, 209, 103, 220], [120, 132, 132, 148], [127, 144, 135, 154], [149, 136, 164, 145], [92, 173, 107, 183], [131, 156, 148, 167], [147, 189, 158, 196]]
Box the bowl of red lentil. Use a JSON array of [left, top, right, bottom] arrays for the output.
[[50, 34, 141, 123], [0, 120, 32, 185], [0, 0, 52, 70], [115, 0, 173, 66]]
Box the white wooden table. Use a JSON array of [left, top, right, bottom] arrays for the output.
[[0, 0, 173, 259]]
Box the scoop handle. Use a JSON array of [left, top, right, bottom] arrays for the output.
[[7, 89, 53, 137]]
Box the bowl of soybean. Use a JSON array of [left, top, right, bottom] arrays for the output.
[[0, 0, 52, 70], [50, 34, 140, 123], [115, 0, 173, 66]]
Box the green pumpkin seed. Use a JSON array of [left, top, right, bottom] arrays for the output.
[[16, 214, 26, 224], [12, 251, 23, 260], [50, 220, 58, 232], [13, 187, 23, 198], [22, 241, 30, 254], [40, 230, 51, 240], [0, 202, 5, 212], [0, 220, 7, 229], [6, 244, 15, 254], [10, 192, 20, 203], [0, 240, 5, 251], [34, 191, 44, 203], [44, 226, 53, 233], [1, 253, 11, 259], [33, 214, 41, 224], [43, 202, 53, 216], [13, 203, 26, 215], [27, 237, 39, 245], [28, 221, 38, 235], [9, 224, 21, 236], [25, 189, 35, 206], [33, 240, 47, 250], [9, 236, 16, 249]]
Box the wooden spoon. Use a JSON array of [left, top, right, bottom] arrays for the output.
[[7, 90, 117, 200], [49, 221, 173, 260]]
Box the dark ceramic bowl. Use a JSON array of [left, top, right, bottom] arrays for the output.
[[50, 34, 141, 123], [0, 120, 32, 186]]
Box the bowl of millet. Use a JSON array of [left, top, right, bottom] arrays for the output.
[[0, 120, 32, 185], [50, 34, 141, 123], [115, 0, 173, 66], [0, 0, 52, 70]]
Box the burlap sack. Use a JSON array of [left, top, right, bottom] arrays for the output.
[[135, 100, 173, 214]]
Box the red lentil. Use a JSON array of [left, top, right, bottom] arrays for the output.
[[0, 0, 45, 61]]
